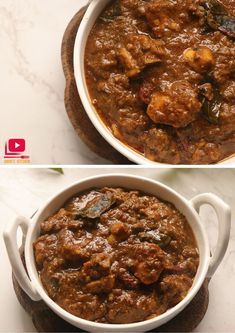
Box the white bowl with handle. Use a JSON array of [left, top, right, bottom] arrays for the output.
[[4, 174, 231, 332], [73, 0, 235, 165]]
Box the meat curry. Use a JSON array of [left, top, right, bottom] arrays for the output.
[[34, 188, 199, 324], [85, 0, 235, 164]]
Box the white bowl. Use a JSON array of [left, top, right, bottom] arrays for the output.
[[73, 0, 235, 165], [4, 174, 231, 332]]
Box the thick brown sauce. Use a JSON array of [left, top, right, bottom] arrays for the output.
[[34, 187, 199, 324], [85, 0, 235, 164]]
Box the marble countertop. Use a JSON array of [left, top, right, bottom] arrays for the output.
[[0, 168, 234, 332], [0, 0, 110, 165]]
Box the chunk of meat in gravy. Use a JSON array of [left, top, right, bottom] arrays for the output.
[[62, 293, 106, 321], [40, 209, 81, 234], [117, 269, 140, 289], [106, 289, 163, 324], [183, 46, 215, 72], [134, 243, 165, 284], [222, 82, 235, 102], [147, 81, 202, 128], [144, 0, 183, 37], [144, 0, 206, 36], [160, 274, 193, 307], [79, 253, 112, 281], [34, 234, 58, 269], [57, 229, 91, 262], [34, 187, 199, 324], [110, 222, 131, 242], [116, 108, 149, 136], [143, 128, 180, 164], [117, 35, 165, 77], [85, 275, 116, 294]]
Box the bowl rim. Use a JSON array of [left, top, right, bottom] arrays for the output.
[[73, 0, 235, 166], [24, 173, 210, 331]]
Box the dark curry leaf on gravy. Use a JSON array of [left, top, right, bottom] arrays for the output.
[[203, 0, 235, 38], [199, 82, 221, 124], [70, 191, 116, 219]]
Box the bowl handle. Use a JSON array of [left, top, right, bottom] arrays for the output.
[[190, 193, 231, 278], [4, 216, 41, 301]]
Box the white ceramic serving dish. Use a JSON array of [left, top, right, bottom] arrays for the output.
[[4, 174, 231, 332], [73, 0, 235, 165]]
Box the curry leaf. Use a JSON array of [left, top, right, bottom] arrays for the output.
[[49, 168, 64, 175], [203, 0, 235, 38]]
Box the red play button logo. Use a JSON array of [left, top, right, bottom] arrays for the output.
[[8, 139, 25, 153]]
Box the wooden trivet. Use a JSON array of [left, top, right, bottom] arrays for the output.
[[61, 7, 132, 164], [13, 254, 209, 332]]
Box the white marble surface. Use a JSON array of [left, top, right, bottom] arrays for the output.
[[0, 0, 110, 165], [0, 168, 235, 332]]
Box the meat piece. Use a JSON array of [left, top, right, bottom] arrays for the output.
[[147, 81, 202, 128], [139, 81, 155, 104], [144, 0, 181, 37], [135, 260, 163, 285], [40, 209, 82, 234], [106, 289, 160, 323], [183, 46, 215, 72], [129, 34, 165, 64], [117, 47, 140, 77], [178, 258, 199, 275], [110, 222, 130, 242], [191, 140, 221, 164], [164, 259, 199, 276], [140, 202, 175, 220], [40, 260, 65, 300], [108, 221, 133, 245], [86, 275, 115, 294], [144, 0, 196, 37], [178, 103, 235, 143], [63, 294, 106, 321], [123, 243, 166, 285], [160, 274, 193, 307], [213, 42, 235, 83], [58, 229, 91, 262], [97, 73, 130, 94], [222, 82, 235, 102], [81, 253, 112, 281], [117, 242, 166, 267], [117, 108, 149, 135], [118, 269, 140, 289], [120, 0, 146, 14], [131, 222, 146, 233], [117, 34, 165, 77], [143, 128, 180, 164], [34, 234, 58, 269]]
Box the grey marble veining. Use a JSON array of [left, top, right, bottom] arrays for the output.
[[0, 0, 110, 164]]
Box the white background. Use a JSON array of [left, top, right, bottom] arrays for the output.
[[0, 0, 109, 165], [0, 168, 235, 332]]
